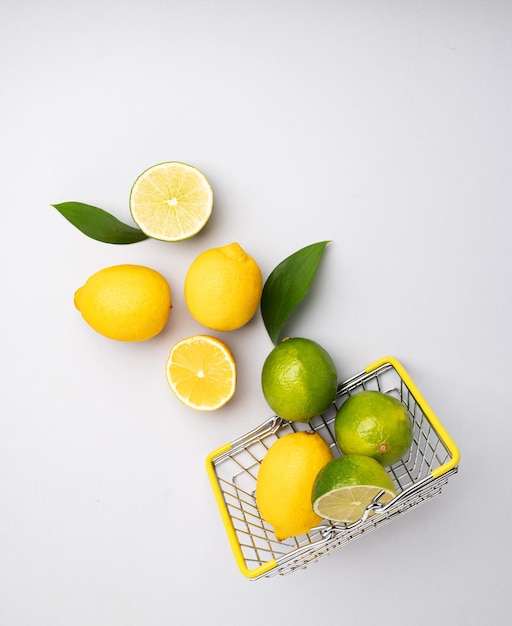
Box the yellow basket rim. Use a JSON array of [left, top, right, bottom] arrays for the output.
[[365, 356, 460, 477]]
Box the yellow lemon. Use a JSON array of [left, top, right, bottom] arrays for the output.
[[74, 264, 171, 341], [184, 242, 262, 331], [255, 431, 334, 540], [165, 335, 236, 411]]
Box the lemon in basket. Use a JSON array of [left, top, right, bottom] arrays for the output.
[[312, 455, 396, 524], [256, 431, 334, 540], [261, 337, 338, 422], [184, 242, 262, 331], [165, 335, 236, 411], [74, 264, 171, 342], [335, 390, 413, 467], [129, 162, 213, 241]]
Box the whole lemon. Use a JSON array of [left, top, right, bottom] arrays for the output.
[[261, 337, 338, 422], [256, 431, 334, 540], [74, 264, 171, 341], [184, 242, 262, 331], [334, 390, 413, 467]]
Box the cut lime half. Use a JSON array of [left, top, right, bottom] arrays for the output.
[[129, 162, 213, 241], [313, 484, 395, 524], [312, 455, 396, 524]]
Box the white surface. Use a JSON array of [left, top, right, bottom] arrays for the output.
[[1, 1, 511, 624]]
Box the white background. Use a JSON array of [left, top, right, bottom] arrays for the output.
[[1, 1, 511, 624]]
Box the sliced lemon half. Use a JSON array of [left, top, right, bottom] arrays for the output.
[[165, 335, 236, 411], [130, 162, 213, 241]]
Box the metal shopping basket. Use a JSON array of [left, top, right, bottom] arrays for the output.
[[205, 356, 460, 579]]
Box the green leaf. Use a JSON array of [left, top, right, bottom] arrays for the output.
[[261, 240, 331, 345], [51, 201, 148, 244]]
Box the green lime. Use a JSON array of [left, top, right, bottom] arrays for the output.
[[261, 337, 338, 423], [312, 454, 396, 523], [334, 390, 413, 467]]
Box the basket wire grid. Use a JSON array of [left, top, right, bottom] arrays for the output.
[[205, 356, 460, 579]]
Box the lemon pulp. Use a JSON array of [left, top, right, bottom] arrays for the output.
[[165, 335, 236, 411]]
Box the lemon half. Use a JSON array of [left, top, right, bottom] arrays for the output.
[[165, 335, 236, 411]]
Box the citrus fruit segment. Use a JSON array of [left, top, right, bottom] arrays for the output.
[[129, 162, 213, 241], [256, 431, 334, 540], [261, 337, 338, 422], [184, 242, 262, 331], [334, 390, 413, 467], [74, 264, 171, 342], [165, 335, 236, 411], [312, 455, 396, 524]]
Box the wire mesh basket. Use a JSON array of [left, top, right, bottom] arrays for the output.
[[206, 356, 460, 579]]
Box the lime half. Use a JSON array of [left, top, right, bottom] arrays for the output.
[[129, 162, 213, 241], [312, 455, 396, 524]]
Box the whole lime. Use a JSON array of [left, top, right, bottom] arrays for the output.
[[334, 390, 413, 467], [261, 337, 338, 422]]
